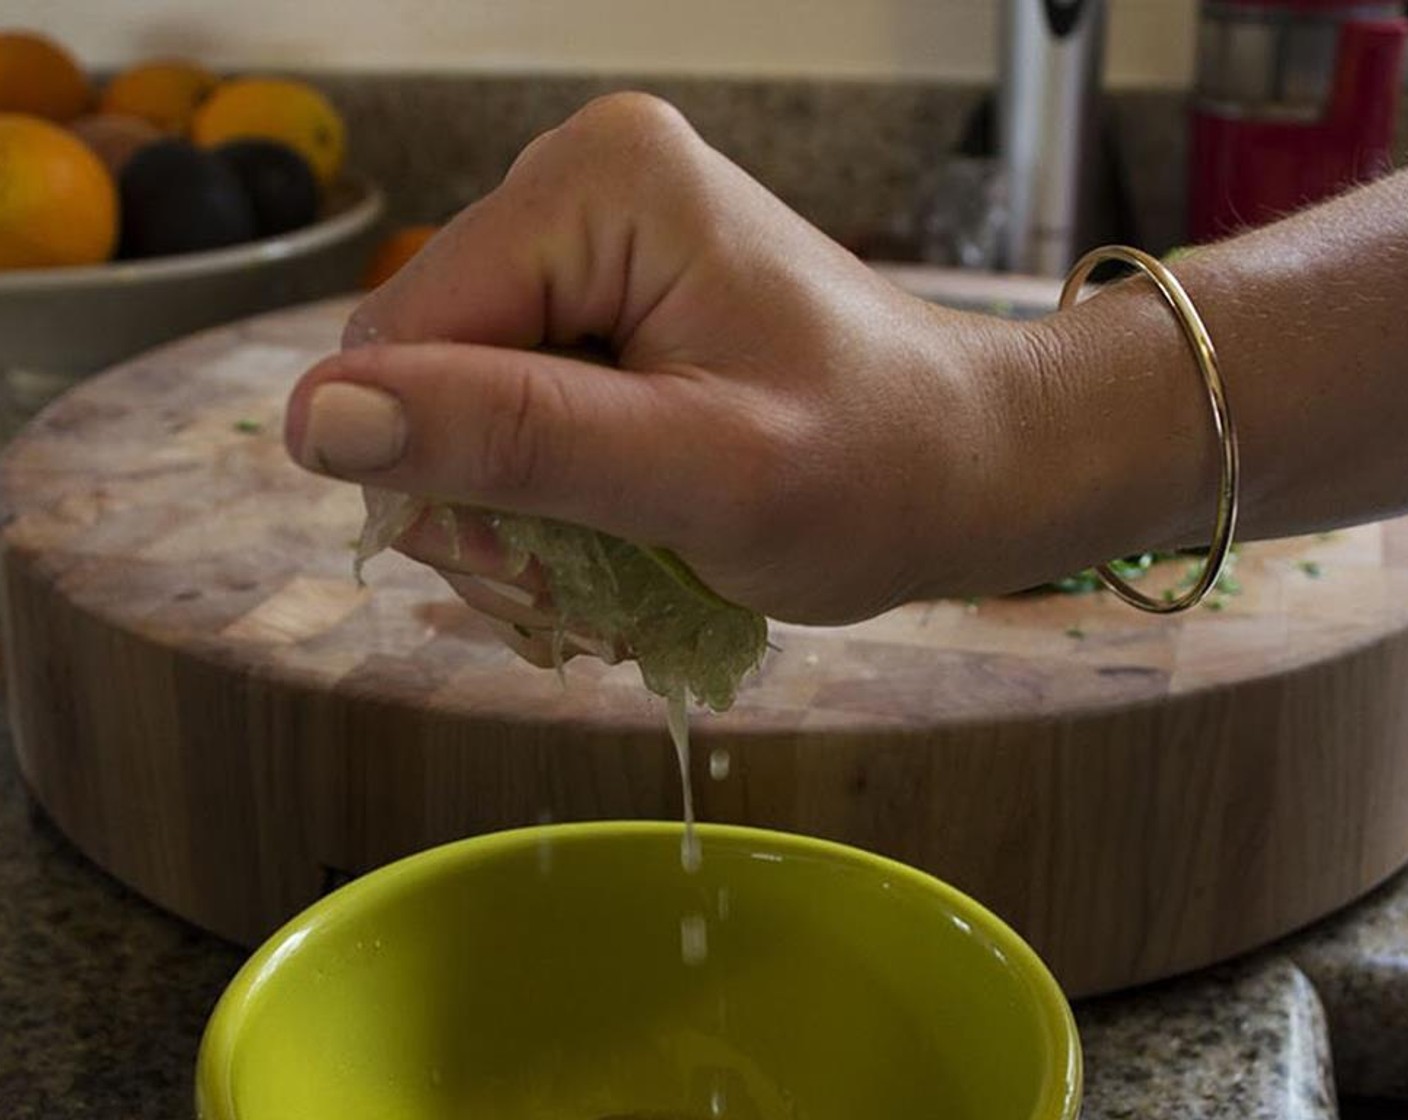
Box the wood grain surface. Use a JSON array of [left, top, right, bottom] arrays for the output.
[[4, 296, 1408, 996]]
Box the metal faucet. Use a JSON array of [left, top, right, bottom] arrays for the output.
[[998, 0, 1108, 276]]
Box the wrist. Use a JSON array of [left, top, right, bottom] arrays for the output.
[[909, 282, 1220, 600], [1015, 279, 1224, 581], [900, 308, 1060, 599]]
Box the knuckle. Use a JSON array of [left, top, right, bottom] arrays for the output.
[[507, 93, 707, 221], [503, 125, 561, 179], [477, 377, 540, 494], [473, 370, 569, 497], [566, 91, 695, 152]]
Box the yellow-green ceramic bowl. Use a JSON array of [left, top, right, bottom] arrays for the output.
[[197, 823, 1080, 1120]]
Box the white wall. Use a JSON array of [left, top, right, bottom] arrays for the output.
[[8, 0, 1198, 89]]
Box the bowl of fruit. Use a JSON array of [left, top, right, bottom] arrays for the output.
[[0, 31, 384, 432]]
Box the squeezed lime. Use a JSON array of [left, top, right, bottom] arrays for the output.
[[355, 488, 767, 713]]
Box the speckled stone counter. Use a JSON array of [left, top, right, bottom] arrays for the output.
[[1292, 870, 1408, 1102], [0, 728, 243, 1117], [1077, 958, 1336, 1119], [1, 719, 1405, 1118]]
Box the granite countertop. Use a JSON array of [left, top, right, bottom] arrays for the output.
[[2, 718, 1406, 1119]]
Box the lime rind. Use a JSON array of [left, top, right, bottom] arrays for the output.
[[355, 488, 767, 712], [640, 544, 735, 608], [492, 513, 767, 712]]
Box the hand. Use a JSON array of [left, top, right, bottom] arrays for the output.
[[284, 93, 1035, 642]]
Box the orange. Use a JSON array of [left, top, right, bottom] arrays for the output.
[[0, 113, 117, 269], [100, 60, 219, 134], [0, 30, 91, 121], [192, 77, 344, 187], [360, 224, 438, 289]]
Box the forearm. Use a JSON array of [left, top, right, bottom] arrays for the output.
[[999, 170, 1408, 588]]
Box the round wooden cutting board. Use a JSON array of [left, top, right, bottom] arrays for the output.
[[4, 296, 1408, 997]]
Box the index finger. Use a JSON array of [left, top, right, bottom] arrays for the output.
[[342, 93, 707, 359]]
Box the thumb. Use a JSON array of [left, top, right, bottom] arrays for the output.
[[284, 340, 738, 550]]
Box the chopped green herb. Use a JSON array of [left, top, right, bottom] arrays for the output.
[[1110, 553, 1156, 579], [1216, 573, 1241, 595], [1049, 572, 1102, 594], [1048, 552, 1159, 595], [234, 418, 263, 434], [1065, 626, 1086, 640], [1203, 598, 1225, 612], [1298, 560, 1323, 579]]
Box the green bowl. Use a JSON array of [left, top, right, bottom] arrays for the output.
[[197, 823, 1081, 1120]]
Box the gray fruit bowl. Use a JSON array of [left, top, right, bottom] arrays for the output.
[[0, 174, 384, 436]]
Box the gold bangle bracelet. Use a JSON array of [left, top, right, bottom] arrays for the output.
[[1058, 245, 1240, 614]]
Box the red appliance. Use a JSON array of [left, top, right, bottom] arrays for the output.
[[1189, 0, 1408, 242]]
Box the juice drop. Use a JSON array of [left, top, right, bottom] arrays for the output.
[[667, 691, 701, 873], [709, 748, 731, 780], [681, 912, 709, 966]]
